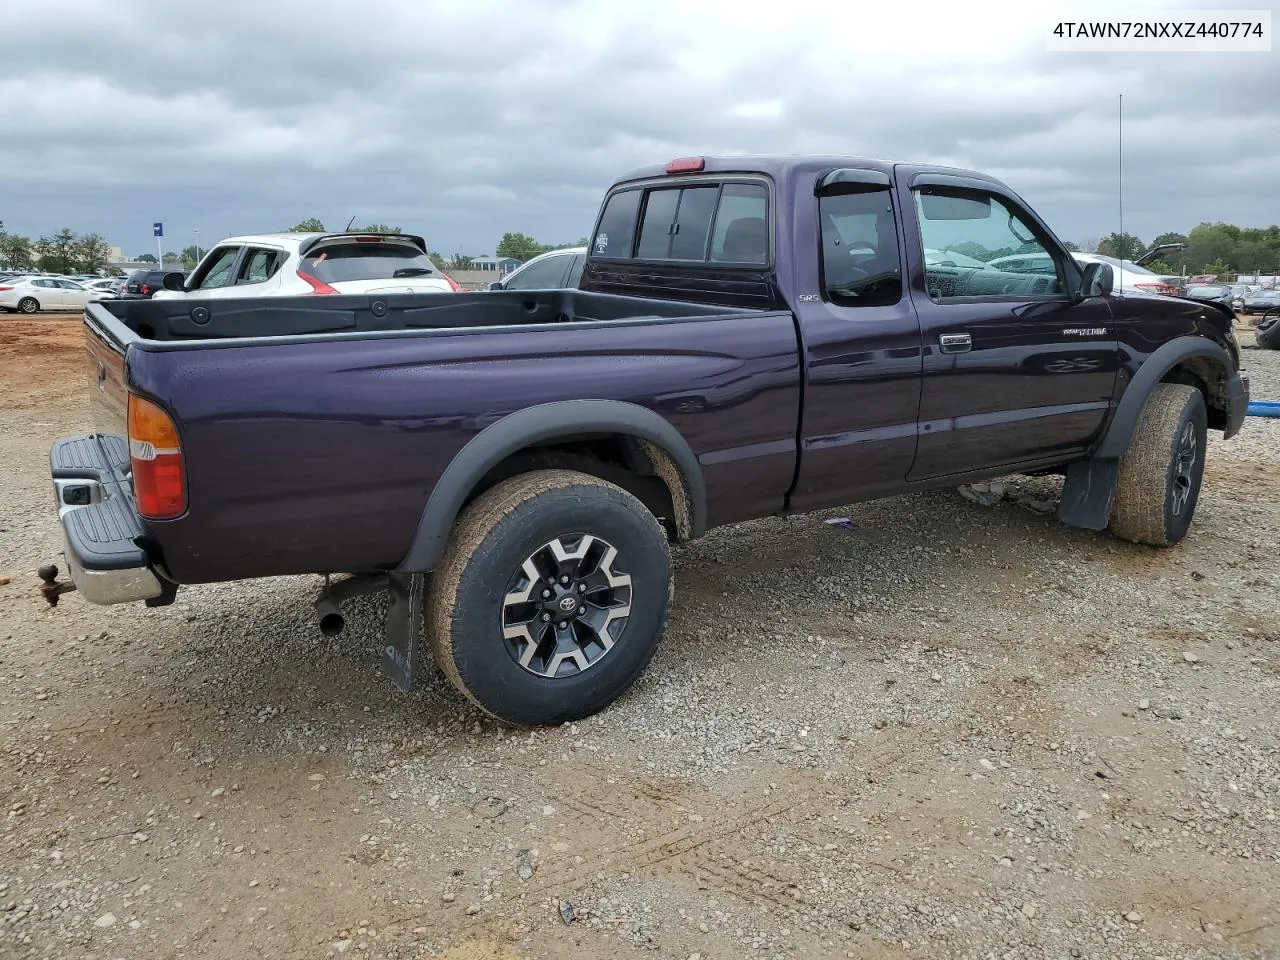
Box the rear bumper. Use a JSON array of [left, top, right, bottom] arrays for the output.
[[50, 434, 168, 605], [1224, 371, 1249, 440]]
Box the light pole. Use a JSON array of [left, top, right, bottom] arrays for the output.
[[193, 229, 200, 264]]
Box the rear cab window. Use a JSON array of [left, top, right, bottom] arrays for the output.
[[301, 239, 440, 283], [591, 178, 770, 266]]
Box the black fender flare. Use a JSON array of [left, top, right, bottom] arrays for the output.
[[1094, 336, 1233, 460], [396, 399, 707, 573], [1058, 335, 1234, 531]]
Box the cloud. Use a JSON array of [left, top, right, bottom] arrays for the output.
[[0, 0, 1275, 258]]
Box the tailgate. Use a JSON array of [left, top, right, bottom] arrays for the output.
[[83, 308, 131, 471]]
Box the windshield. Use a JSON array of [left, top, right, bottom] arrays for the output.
[[301, 241, 439, 283]]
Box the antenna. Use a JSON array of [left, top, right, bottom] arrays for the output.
[[345, 216, 357, 232], [1118, 92, 1126, 293]]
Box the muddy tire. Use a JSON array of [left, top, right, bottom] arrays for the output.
[[425, 469, 673, 726], [1109, 383, 1207, 546], [17, 297, 39, 314]]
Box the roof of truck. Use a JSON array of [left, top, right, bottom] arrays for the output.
[[612, 155, 1005, 188]]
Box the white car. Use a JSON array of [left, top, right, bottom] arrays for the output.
[[489, 247, 587, 291], [153, 231, 460, 301], [81, 278, 121, 299], [986, 251, 1178, 296], [0, 276, 96, 313]]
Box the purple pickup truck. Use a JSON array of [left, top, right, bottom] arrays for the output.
[[44, 155, 1249, 725]]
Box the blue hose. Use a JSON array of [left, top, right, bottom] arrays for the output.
[[1248, 401, 1280, 418]]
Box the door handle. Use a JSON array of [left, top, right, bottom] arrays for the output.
[[939, 333, 972, 354]]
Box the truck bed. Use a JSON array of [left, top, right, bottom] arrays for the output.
[[80, 291, 803, 585], [98, 289, 738, 342]]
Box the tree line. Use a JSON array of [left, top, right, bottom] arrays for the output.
[[0, 223, 114, 275], [1083, 223, 1280, 278]]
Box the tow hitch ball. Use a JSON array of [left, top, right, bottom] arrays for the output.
[[37, 564, 77, 607]]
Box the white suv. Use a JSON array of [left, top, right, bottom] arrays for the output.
[[153, 232, 459, 300]]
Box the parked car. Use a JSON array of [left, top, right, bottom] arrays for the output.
[[45, 154, 1248, 726], [121, 268, 177, 299], [1256, 312, 1280, 350], [488, 247, 587, 291], [1241, 289, 1280, 315], [82, 278, 122, 300], [152, 232, 461, 301], [985, 252, 1180, 297], [1184, 284, 1235, 308], [0, 276, 95, 313]]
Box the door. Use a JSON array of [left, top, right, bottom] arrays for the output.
[[58, 279, 93, 309], [902, 176, 1118, 480], [790, 169, 925, 511], [33, 278, 65, 307]]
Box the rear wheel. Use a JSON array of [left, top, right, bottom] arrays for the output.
[[1109, 383, 1207, 546], [425, 469, 673, 725], [17, 297, 39, 314]]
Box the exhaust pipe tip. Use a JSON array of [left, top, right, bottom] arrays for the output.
[[315, 597, 345, 637]]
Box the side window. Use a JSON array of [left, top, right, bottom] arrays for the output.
[[818, 186, 902, 307], [591, 189, 641, 258], [505, 254, 570, 290], [710, 183, 768, 263], [912, 188, 1065, 301], [237, 248, 282, 284], [565, 255, 585, 288], [192, 247, 240, 289]]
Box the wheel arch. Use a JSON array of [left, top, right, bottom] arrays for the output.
[[396, 400, 706, 573], [1095, 337, 1231, 459]]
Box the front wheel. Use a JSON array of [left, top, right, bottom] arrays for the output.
[[1109, 383, 1207, 546], [425, 469, 673, 725], [17, 297, 39, 314]]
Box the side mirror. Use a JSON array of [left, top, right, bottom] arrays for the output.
[[488, 281, 504, 291], [162, 271, 186, 292], [1077, 261, 1113, 300]]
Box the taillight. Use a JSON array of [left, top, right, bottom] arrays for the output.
[[0, 286, 11, 292], [1134, 282, 1176, 296], [442, 273, 460, 292], [141, 283, 151, 295], [128, 394, 186, 519], [297, 270, 338, 294]]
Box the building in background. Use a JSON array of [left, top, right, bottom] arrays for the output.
[[468, 256, 523, 275]]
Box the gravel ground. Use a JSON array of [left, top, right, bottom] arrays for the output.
[[1, 318, 1279, 960]]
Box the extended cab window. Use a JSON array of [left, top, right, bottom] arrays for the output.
[[819, 186, 902, 307], [912, 188, 1065, 301], [592, 180, 769, 265]]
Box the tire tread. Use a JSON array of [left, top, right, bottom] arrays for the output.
[[1109, 383, 1202, 546]]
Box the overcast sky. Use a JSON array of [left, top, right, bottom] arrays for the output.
[[1, 0, 1275, 258]]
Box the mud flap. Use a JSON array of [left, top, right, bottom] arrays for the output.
[[1056, 458, 1118, 531], [382, 572, 425, 693]]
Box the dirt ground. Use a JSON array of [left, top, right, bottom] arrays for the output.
[[2, 317, 1279, 960]]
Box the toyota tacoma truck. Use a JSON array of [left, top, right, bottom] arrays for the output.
[[43, 155, 1249, 725]]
